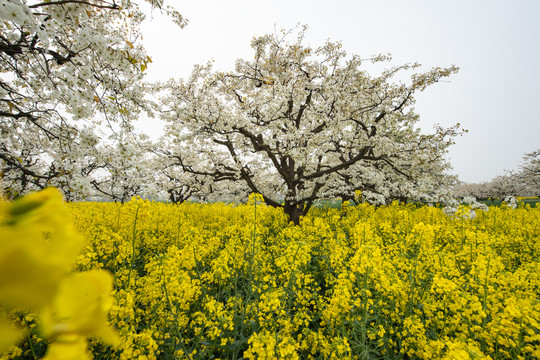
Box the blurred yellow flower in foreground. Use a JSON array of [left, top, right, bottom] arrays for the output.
[[41, 270, 119, 346], [0, 188, 119, 358], [41, 335, 90, 360], [0, 188, 84, 310], [0, 316, 22, 353]]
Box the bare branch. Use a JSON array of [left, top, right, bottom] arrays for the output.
[[29, 0, 120, 10]]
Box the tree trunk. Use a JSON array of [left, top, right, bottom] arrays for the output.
[[284, 202, 304, 226]]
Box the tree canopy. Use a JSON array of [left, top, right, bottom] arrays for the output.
[[520, 149, 540, 197], [159, 28, 461, 224], [0, 0, 184, 199], [451, 149, 540, 200]]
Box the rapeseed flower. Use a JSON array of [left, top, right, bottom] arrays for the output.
[[40, 270, 119, 345], [0, 188, 84, 310], [5, 194, 538, 359], [41, 335, 90, 360], [0, 316, 22, 353]]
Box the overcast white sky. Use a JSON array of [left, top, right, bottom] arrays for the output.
[[140, 0, 540, 183]]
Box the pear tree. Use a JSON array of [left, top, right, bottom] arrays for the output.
[[0, 0, 185, 199], [160, 29, 461, 224]]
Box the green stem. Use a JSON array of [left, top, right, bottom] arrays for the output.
[[482, 257, 491, 315], [161, 262, 193, 360], [126, 203, 140, 287], [26, 330, 37, 360]]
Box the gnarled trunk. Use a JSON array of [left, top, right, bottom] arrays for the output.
[[283, 201, 311, 226]]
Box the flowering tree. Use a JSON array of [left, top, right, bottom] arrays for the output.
[[486, 173, 527, 199], [330, 140, 459, 205], [159, 28, 461, 224], [452, 182, 492, 200], [452, 148, 540, 200], [0, 0, 185, 199], [519, 149, 540, 197], [451, 170, 533, 201], [89, 133, 158, 202], [154, 147, 251, 204]]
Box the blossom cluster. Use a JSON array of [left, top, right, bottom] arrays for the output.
[[0, 1, 184, 201]]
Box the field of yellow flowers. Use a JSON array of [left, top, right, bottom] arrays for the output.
[[1, 190, 539, 359]]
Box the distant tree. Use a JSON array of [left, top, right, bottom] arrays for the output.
[[154, 164, 206, 204], [453, 171, 531, 201], [452, 149, 540, 201], [159, 28, 461, 224], [0, 0, 185, 198], [452, 182, 491, 200], [90, 134, 156, 203], [154, 148, 252, 204], [519, 149, 540, 197], [486, 173, 525, 199]]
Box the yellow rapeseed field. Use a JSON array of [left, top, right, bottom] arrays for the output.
[[1, 190, 539, 359]]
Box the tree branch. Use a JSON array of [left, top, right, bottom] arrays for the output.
[[29, 0, 120, 10]]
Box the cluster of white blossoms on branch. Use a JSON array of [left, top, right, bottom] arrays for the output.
[[442, 195, 490, 220], [0, 0, 184, 200], [0, 0, 29, 25]]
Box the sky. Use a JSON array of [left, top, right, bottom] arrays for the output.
[[140, 0, 540, 184]]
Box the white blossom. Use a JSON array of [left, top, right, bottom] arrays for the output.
[[0, 0, 30, 25]]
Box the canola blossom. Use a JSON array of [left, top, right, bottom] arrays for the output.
[[1, 192, 539, 359]]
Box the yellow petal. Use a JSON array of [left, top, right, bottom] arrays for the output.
[[0, 316, 23, 353], [8, 188, 84, 250], [0, 228, 65, 309], [9, 188, 64, 228], [42, 335, 90, 360], [0, 188, 84, 310], [41, 271, 119, 346]]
